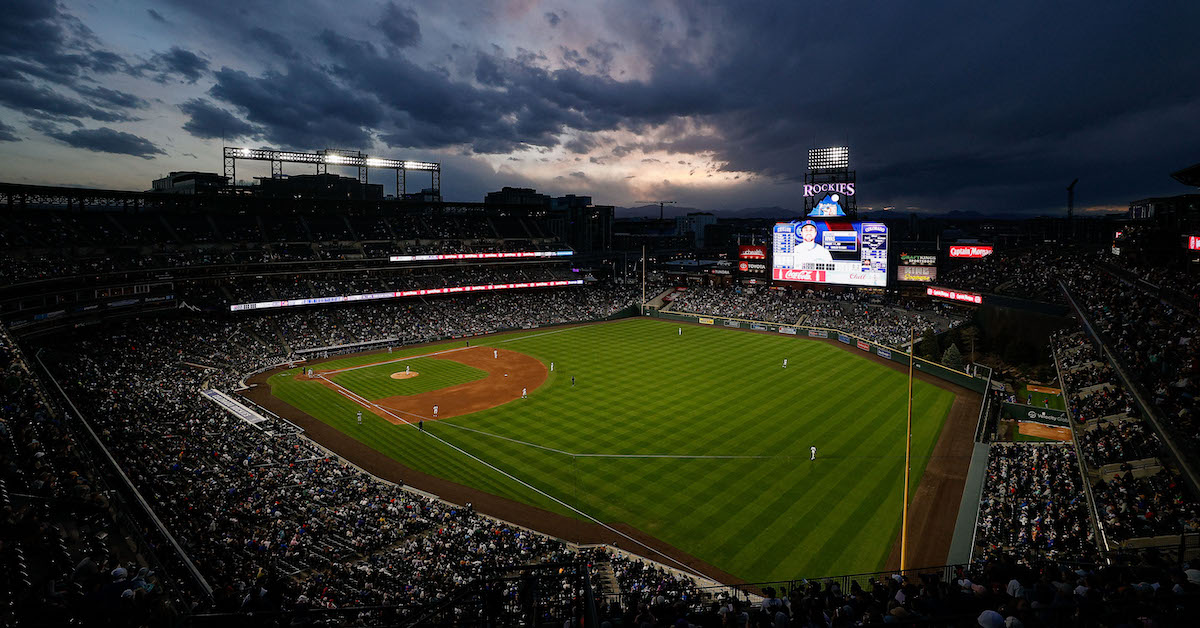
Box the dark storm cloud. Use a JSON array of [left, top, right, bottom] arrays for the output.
[[207, 63, 380, 148], [75, 85, 148, 110], [378, 2, 421, 49], [179, 98, 259, 140], [0, 77, 136, 122], [41, 125, 165, 158], [0, 120, 19, 142], [138, 47, 210, 84], [0, 0, 132, 83], [147, 8, 168, 24]]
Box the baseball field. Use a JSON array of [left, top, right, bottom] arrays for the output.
[[253, 317, 965, 583]]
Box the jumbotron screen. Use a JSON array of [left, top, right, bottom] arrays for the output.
[[772, 220, 888, 287]]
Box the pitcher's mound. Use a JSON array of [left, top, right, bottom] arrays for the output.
[[390, 372, 420, 380]]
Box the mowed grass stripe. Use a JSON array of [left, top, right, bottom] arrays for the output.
[[268, 317, 961, 581]]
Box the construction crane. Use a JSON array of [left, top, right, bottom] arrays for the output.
[[636, 200, 677, 222], [1066, 178, 1078, 219]]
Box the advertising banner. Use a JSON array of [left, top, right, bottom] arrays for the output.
[[724, 320, 740, 328], [698, 317, 715, 325], [876, 348, 892, 359], [1001, 402, 1070, 426], [897, 265, 938, 283], [779, 327, 798, 335], [857, 340, 870, 351], [739, 245, 768, 260], [389, 250, 573, 262], [948, 245, 993, 258], [926, 286, 983, 305], [807, 329, 828, 338], [1190, 236, 1200, 251], [838, 334, 851, 344], [232, 279, 584, 311]]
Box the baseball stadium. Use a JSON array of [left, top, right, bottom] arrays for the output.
[[3, 3, 1200, 627]]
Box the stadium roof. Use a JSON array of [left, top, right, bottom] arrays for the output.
[[1171, 162, 1200, 187]]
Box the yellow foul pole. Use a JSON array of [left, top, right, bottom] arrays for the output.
[[902, 327, 914, 571]]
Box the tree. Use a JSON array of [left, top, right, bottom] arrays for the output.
[[961, 326, 980, 363], [917, 329, 940, 361], [942, 343, 965, 370]]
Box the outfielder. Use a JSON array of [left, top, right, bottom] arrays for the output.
[[783, 358, 788, 369], [810, 445, 817, 461], [678, 327, 682, 336], [550, 362, 554, 372], [356, 410, 362, 425]]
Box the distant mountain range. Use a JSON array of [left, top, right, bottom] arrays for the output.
[[616, 205, 1052, 221]]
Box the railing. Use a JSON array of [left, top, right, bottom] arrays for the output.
[[32, 348, 215, 605]]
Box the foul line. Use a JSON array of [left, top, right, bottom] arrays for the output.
[[318, 345, 474, 376], [315, 374, 717, 582]]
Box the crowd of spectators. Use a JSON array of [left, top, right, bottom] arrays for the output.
[[670, 286, 963, 347], [1091, 470, 1200, 540], [975, 444, 1092, 559], [939, 250, 1066, 302], [0, 209, 564, 285], [1077, 420, 1163, 470], [1061, 261, 1200, 463], [0, 327, 175, 626]]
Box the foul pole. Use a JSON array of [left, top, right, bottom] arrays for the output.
[[902, 327, 914, 570], [641, 245, 646, 315]]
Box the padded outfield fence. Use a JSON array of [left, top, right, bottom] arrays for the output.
[[647, 309, 989, 393]]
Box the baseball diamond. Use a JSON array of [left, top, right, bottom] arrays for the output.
[[246, 317, 975, 582]]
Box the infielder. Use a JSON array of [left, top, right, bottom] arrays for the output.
[[550, 362, 554, 372], [494, 349, 498, 359], [521, 387, 527, 399], [810, 445, 817, 461], [783, 358, 788, 369], [433, 404, 439, 417]]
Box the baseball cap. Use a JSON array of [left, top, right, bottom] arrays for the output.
[[799, 220, 818, 229]]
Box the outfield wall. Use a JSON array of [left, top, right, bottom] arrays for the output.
[[648, 309, 988, 393]]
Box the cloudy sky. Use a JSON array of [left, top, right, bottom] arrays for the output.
[[1, 1, 1197, 215]]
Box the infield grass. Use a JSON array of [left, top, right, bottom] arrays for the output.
[[267, 318, 958, 582]]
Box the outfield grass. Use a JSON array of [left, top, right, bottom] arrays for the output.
[[267, 318, 958, 582]]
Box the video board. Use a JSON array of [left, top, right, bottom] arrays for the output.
[[389, 250, 572, 262], [772, 220, 888, 287]]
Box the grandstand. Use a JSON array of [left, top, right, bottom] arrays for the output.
[[2, 170, 1200, 628]]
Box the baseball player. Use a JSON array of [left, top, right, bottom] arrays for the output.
[[810, 445, 817, 461], [494, 349, 498, 359], [405, 365, 411, 375], [521, 387, 527, 399], [418, 420, 424, 431], [550, 362, 554, 372], [433, 405, 439, 417], [571, 376, 575, 387], [783, 358, 788, 369], [356, 410, 362, 425], [678, 327, 682, 336]]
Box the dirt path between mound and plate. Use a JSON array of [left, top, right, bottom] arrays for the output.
[[241, 318, 981, 583], [308, 346, 547, 423]]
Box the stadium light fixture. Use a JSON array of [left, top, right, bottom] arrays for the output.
[[808, 146, 849, 171]]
